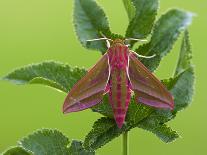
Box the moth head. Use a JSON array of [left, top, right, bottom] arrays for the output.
[[111, 39, 125, 46]]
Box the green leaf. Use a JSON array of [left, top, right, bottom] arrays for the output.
[[29, 77, 67, 92], [69, 140, 95, 155], [109, 33, 125, 40], [74, 0, 110, 53], [126, 98, 154, 125], [136, 9, 193, 72], [84, 117, 128, 151], [86, 100, 153, 151], [175, 30, 192, 76], [170, 30, 194, 111], [125, 0, 159, 39], [91, 95, 113, 118], [138, 123, 179, 143], [2, 129, 94, 155], [171, 67, 194, 111], [2, 146, 33, 155], [85, 102, 177, 150], [3, 61, 86, 93], [134, 111, 174, 143], [122, 0, 136, 21], [18, 129, 70, 155]]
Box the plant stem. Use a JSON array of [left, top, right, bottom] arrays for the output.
[[122, 131, 128, 155]]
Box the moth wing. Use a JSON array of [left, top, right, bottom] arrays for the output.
[[63, 54, 110, 113], [128, 52, 174, 109]]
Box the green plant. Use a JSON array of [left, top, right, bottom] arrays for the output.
[[1, 0, 194, 154]]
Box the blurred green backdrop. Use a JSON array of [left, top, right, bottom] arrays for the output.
[[0, 0, 206, 154]]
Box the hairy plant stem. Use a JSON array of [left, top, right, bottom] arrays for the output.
[[122, 131, 128, 155]]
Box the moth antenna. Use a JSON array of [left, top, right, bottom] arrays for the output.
[[86, 38, 112, 42], [130, 50, 156, 59], [86, 37, 112, 48], [125, 38, 148, 42]]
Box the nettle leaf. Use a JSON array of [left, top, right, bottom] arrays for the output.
[[2, 129, 93, 155], [85, 101, 153, 150], [162, 30, 194, 112], [74, 0, 110, 53], [18, 129, 70, 155], [3, 61, 86, 93], [69, 140, 95, 155], [136, 108, 176, 143], [175, 30, 193, 76], [2, 146, 33, 155], [89, 104, 176, 149], [126, 99, 154, 125], [86, 98, 153, 150], [171, 67, 194, 112], [91, 95, 113, 118], [125, 0, 159, 39], [84, 117, 128, 151], [136, 9, 193, 72], [172, 30, 194, 111], [138, 123, 179, 143], [122, 0, 136, 21]]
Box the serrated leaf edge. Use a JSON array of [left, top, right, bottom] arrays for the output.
[[1, 146, 34, 155]]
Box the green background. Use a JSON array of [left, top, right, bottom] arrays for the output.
[[0, 0, 206, 154]]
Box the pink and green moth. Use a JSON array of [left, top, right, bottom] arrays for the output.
[[63, 38, 174, 129]]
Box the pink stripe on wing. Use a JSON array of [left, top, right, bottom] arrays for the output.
[[138, 97, 174, 110]]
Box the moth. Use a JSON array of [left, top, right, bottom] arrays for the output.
[[63, 38, 174, 128]]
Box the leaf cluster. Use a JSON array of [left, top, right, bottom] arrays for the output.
[[2, 129, 94, 155], [1, 0, 194, 154]]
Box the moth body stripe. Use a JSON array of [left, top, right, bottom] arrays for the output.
[[107, 45, 131, 128]]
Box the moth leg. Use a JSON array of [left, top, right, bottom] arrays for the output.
[[106, 39, 111, 48], [130, 50, 156, 59], [104, 83, 110, 94]]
